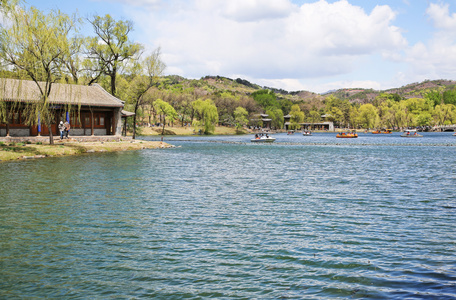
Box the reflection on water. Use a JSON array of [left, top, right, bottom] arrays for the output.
[[1, 133, 456, 299]]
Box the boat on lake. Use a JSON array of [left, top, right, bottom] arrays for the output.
[[372, 129, 392, 134], [336, 131, 358, 138], [302, 130, 312, 136], [401, 129, 422, 137], [251, 133, 276, 143]]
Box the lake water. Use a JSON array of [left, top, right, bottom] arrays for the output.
[[1, 132, 455, 299]]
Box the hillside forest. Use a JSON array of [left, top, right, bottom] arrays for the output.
[[1, 1, 456, 135]]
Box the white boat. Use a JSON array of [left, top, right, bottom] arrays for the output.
[[401, 129, 422, 137], [302, 131, 312, 136], [251, 133, 276, 142]]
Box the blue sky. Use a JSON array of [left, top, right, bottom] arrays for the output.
[[22, 0, 456, 93]]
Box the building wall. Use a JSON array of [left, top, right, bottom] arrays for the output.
[[70, 128, 107, 136], [0, 128, 29, 137], [114, 108, 122, 136], [1, 106, 124, 137]]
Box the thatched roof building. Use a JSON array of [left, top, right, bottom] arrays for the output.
[[0, 78, 127, 137]]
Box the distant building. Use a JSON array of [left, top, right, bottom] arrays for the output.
[[250, 113, 272, 129], [283, 114, 334, 131], [0, 78, 130, 137]]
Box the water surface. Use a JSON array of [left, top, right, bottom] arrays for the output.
[[1, 132, 455, 299]]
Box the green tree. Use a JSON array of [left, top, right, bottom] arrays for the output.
[[127, 48, 165, 139], [278, 98, 293, 115], [153, 99, 177, 135], [328, 107, 344, 127], [307, 110, 321, 123], [86, 14, 143, 97], [289, 104, 304, 130], [233, 106, 248, 132], [425, 90, 443, 107], [416, 112, 433, 126], [443, 89, 456, 106], [251, 89, 278, 109], [349, 106, 360, 129], [0, 5, 78, 144], [378, 100, 396, 128], [192, 99, 218, 134], [265, 107, 284, 130], [0, 0, 20, 12], [433, 104, 456, 125], [358, 104, 378, 129]]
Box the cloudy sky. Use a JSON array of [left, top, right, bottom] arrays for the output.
[[22, 0, 456, 93]]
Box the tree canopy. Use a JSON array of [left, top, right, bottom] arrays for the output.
[[0, 5, 78, 143], [86, 14, 143, 97]]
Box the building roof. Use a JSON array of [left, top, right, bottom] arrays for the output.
[[0, 78, 124, 108], [121, 110, 135, 117]]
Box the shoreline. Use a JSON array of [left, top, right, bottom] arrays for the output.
[[0, 139, 173, 163]]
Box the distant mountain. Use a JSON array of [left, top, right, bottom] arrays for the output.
[[161, 76, 456, 104], [324, 79, 456, 103]]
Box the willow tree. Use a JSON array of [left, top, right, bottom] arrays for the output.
[[192, 99, 218, 134], [153, 99, 177, 135], [0, 6, 78, 144], [358, 103, 379, 129], [0, 0, 19, 11], [234, 106, 249, 132], [289, 104, 304, 130], [265, 107, 283, 130], [86, 14, 143, 97], [127, 48, 166, 139]]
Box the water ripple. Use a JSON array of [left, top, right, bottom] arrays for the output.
[[1, 136, 456, 299]]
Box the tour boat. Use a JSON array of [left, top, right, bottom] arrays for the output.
[[372, 129, 392, 134], [251, 133, 276, 143], [302, 131, 312, 136], [401, 129, 422, 137], [287, 130, 294, 135], [336, 131, 358, 138]]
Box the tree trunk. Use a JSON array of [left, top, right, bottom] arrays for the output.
[[47, 120, 54, 145], [133, 114, 137, 139], [110, 71, 117, 97], [161, 118, 166, 135]]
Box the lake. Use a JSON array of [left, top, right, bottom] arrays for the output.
[[1, 132, 455, 299]]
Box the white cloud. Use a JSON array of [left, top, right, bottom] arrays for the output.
[[126, 0, 408, 92], [93, 0, 162, 10], [402, 2, 456, 83], [199, 0, 295, 22], [426, 2, 456, 31]]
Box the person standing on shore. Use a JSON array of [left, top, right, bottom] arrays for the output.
[[64, 121, 71, 139], [58, 121, 65, 140]]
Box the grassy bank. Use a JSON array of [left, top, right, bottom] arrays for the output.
[[0, 140, 171, 162], [139, 125, 246, 136]]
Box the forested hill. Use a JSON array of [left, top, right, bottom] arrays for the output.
[[161, 75, 456, 104], [160, 75, 324, 103]]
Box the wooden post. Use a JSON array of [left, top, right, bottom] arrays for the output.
[[5, 105, 10, 137], [91, 110, 94, 136], [112, 110, 117, 136]]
